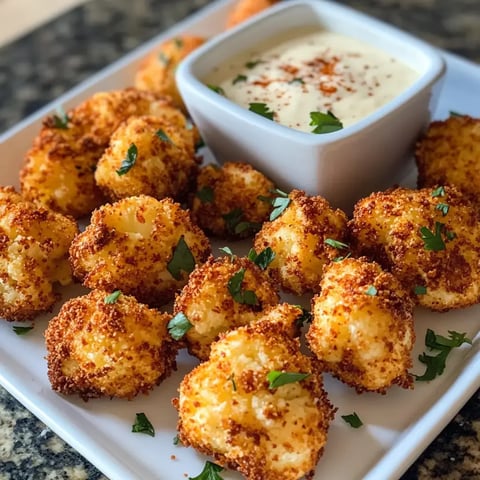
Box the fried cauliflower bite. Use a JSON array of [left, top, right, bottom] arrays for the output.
[[415, 115, 480, 206], [134, 35, 205, 111], [0, 186, 78, 321], [175, 321, 335, 480], [173, 254, 286, 360], [190, 162, 275, 238], [254, 189, 349, 295], [45, 289, 177, 400], [94, 115, 199, 202], [225, 0, 279, 29], [20, 88, 181, 218], [306, 257, 415, 394], [69, 195, 211, 306], [349, 185, 480, 311]]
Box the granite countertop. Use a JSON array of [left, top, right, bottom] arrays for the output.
[[0, 0, 479, 479]]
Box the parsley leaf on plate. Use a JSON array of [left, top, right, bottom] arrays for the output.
[[167, 236, 196, 280], [116, 143, 138, 176], [227, 268, 258, 305], [341, 412, 363, 428], [189, 461, 224, 480], [104, 290, 121, 304], [167, 312, 193, 340], [267, 371, 311, 389], [132, 412, 155, 437]]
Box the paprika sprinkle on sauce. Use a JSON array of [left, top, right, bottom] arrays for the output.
[[205, 28, 418, 133]]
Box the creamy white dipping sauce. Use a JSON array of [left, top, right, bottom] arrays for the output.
[[205, 29, 419, 133]]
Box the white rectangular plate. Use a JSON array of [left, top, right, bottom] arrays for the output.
[[0, 1, 479, 479]]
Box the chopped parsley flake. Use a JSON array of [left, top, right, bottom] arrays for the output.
[[222, 208, 260, 236], [289, 77, 305, 85], [248, 102, 275, 120], [131, 412, 155, 437], [156, 129, 175, 145], [310, 110, 343, 134], [247, 247, 275, 270], [167, 312, 193, 340], [267, 371, 311, 389], [167, 236, 196, 280], [174, 37, 183, 48], [324, 238, 349, 250], [449, 111, 465, 117], [104, 290, 121, 304], [436, 203, 449, 216], [431, 186, 446, 197], [228, 268, 258, 305], [219, 246, 235, 260], [258, 189, 291, 220], [116, 143, 138, 176], [419, 222, 452, 251], [196, 185, 214, 203], [173, 434, 182, 446], [245, 59, 263, 69], [232, 74, 247, 85], [207, 84, 225, 95], [189, 461, 224, 480], [13, 325, 34, 335], [415, 329, 472, 381], [365, 285, 377, 296], [342, 412, 363, 428], [228, 373, 237, 391], [414, 285, 427, 295], [52, 108, 70, 129]]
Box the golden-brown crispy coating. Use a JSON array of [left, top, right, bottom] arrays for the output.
[[174, 254, 285, 360], [20, 88, 180, 218], [225, 0, 279, 29], [349, 185, 480, 311], [415, 115, 480, 206], [134, 35, 205, 111], [175, 320, 335, 480], [190, 162, 275, 238], [69, 195, 211, 306], [307, 257, 415, 394], [94, 115, 199, 202], [0, 186, 78, 321], [45, 289, 177, 400], [254, 189, 349, 295]]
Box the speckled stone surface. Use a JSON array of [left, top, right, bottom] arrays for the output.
[[0, 0, 479, 479]]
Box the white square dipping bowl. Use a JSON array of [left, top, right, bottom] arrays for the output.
[[176, 0, 446, 212]]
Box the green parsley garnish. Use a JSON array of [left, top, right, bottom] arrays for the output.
[[156, 129, 175, 145], [219, 246, 235, 260], [13, 326, 34, 335], [196, 185, 214, 203], [324, 238, 349, 250], [294, 306, 312, 328], [189, 461, 224, 480], [228, 268, 258, 305], [195, 136, 205, 151], [52, 108, 70, 129], [449, 111, 464, 117], [258, 189, 291, 220], [232, 74, 247, 85], [167, 312, 193, 340], [248, 102, 275, 120], [310, 110, 343, 134], [415, 329, 472, 381], [131, 413, 155, 437], [419, 222, 448, 251], [436, 203, 449, 216], [116, 143, 138, 176], [173, 434, 182, 446], [247, 247, 275, 270], [245, 59, 263, 69], [267, 371, 311, 389], [228, 373, 237, 391], [333, 252, 352, 262], [104, 290, 121, 304], [289, 77, 305, 85], [207, 84, 225, 95], [222, 208, 260, 236], [341, 412, 363, 428], [174, 37, 184, 48], [414, 285, 427, 295], [365, 285, 377, 296], [167, 236, 196, 280], [431, 186, 446, 197]]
